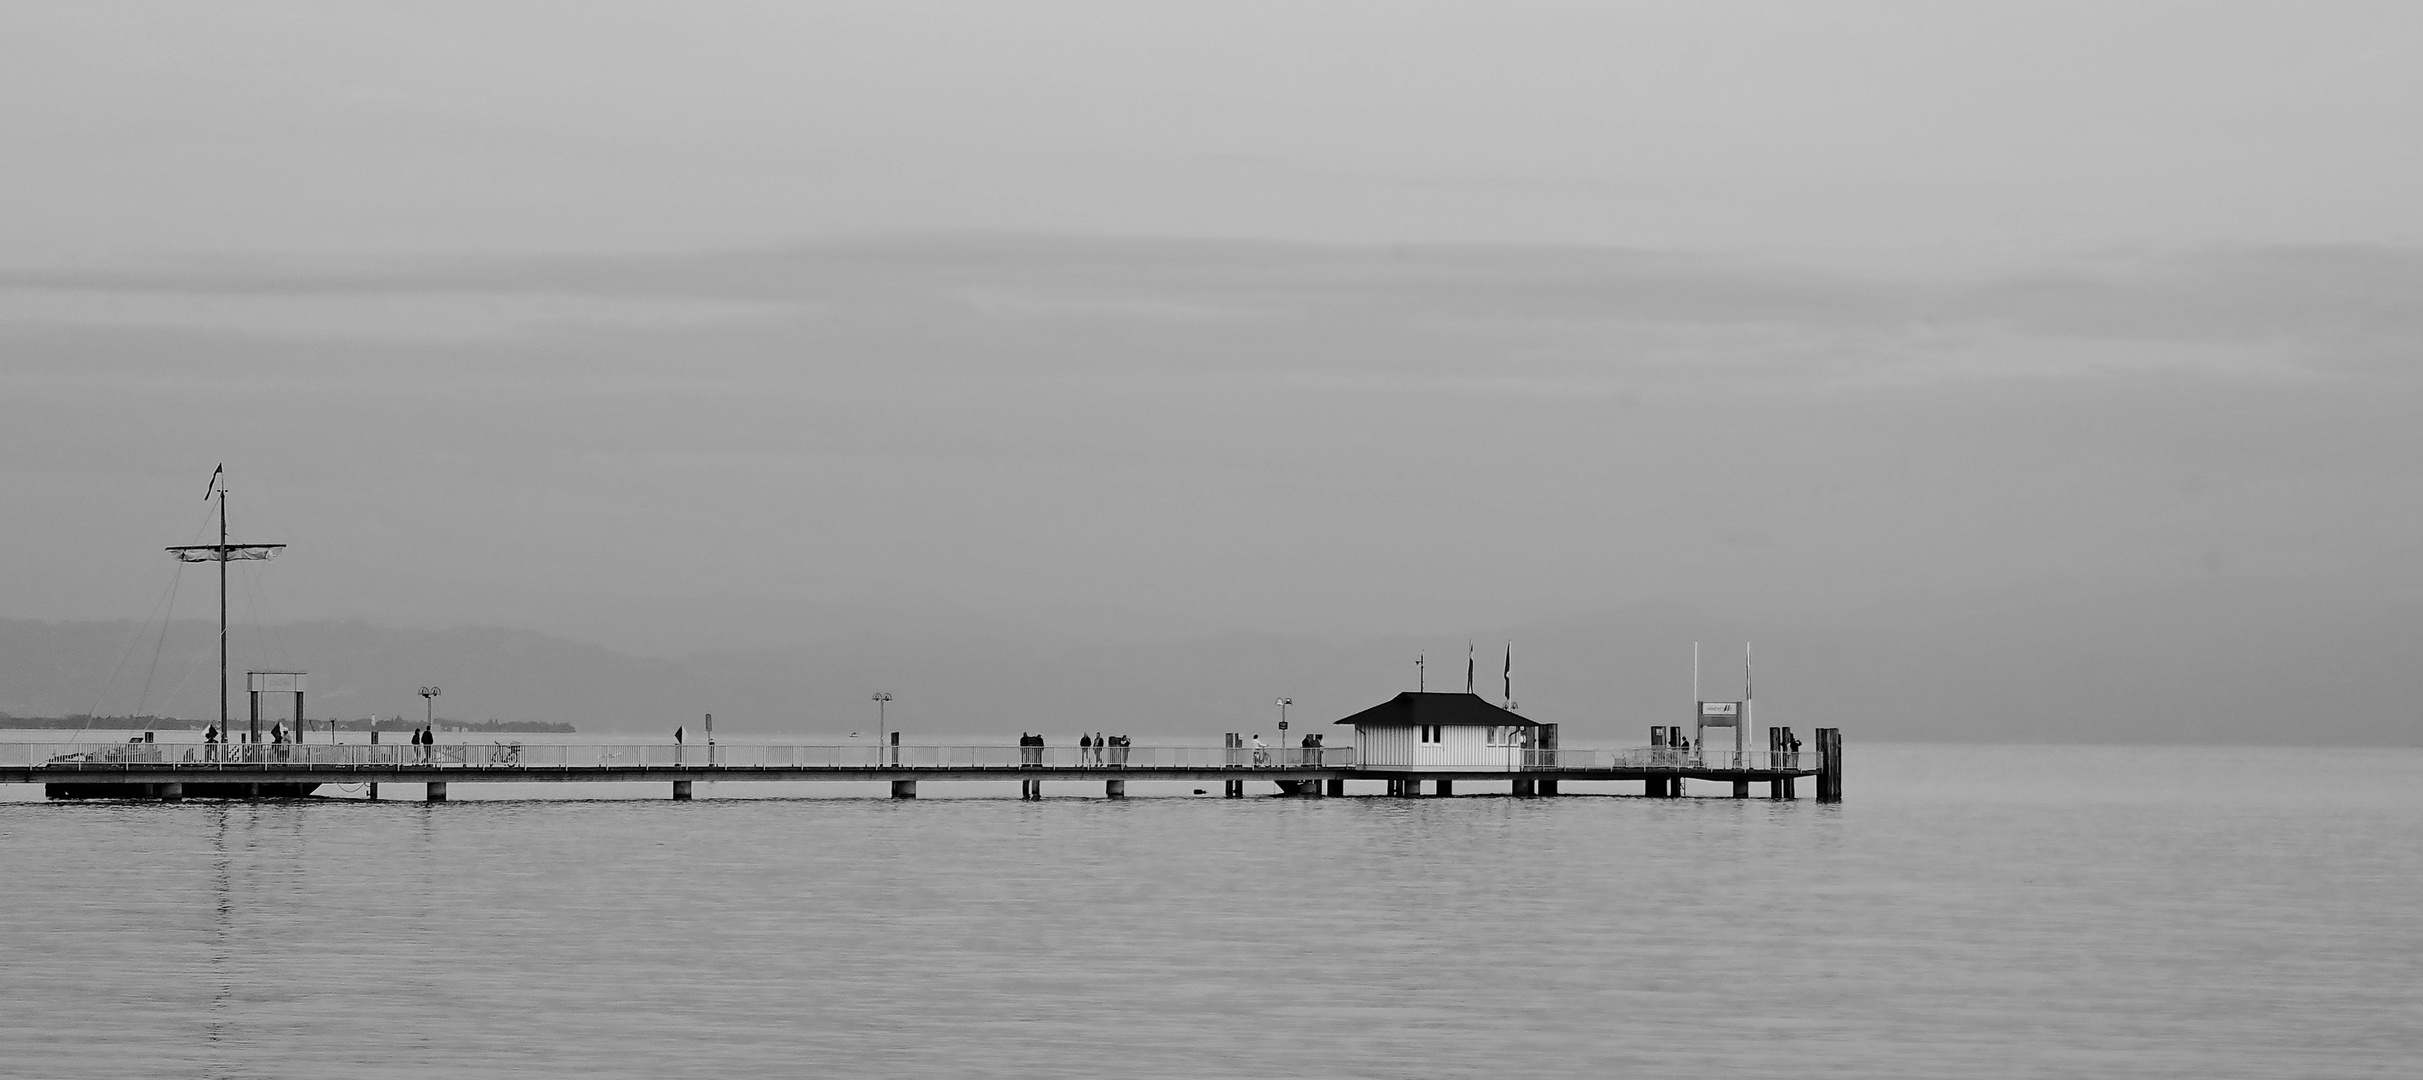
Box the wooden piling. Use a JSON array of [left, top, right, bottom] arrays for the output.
[[1104, 779, 1125, 799], [367, 782, 379, 801], [1324, 777, 1345, 797], [1512, 776, 1534, 797], [158, 782, 182, 802], [1733, 780, 1749, 798], [426, 782, 447, 803], [891, 779, 917, 799], [1225, 779, 1243, 799], [1539, 777, 1559, 796], [1434, 778, 1453, 797], [1815, 727, 1842, 803], [672, 780, 691, 800]]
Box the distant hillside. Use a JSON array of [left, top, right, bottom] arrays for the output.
[[4, 576, 2419, 744]]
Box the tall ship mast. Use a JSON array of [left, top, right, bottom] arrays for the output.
[[166, 465, 284, 743]]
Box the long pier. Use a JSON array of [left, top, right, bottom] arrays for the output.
[[1, 732, 1841, 802]]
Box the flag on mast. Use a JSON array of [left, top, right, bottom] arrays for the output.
[[1503, 641, 1513, 704], [203, 463, 222, 500], [1466, 641, 1475, 693]]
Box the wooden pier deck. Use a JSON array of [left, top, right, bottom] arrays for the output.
[[2, 731, 1841, 802]]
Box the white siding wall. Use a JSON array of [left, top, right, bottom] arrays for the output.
[[1354, 724, 1522, 772], [1357, 724, 1416, 767]]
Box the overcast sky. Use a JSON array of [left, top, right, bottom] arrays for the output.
[[6, 3, 2418, 263], [4, 5, 2420, 714]]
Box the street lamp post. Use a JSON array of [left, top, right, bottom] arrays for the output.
[[1275, 697, 1292, 760], [871, 692, 892, 766], [420, 686, 440, 732]]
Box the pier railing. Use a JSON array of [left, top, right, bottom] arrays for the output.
[[4, 742, 1815, 773], [12, 742, 1358, 772], [1522, 748, 1809, 771]]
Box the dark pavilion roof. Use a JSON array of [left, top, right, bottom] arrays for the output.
[[1332, 692, 1539, 728]]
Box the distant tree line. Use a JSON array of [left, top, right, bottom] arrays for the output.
[[0, 713, 574, 733]]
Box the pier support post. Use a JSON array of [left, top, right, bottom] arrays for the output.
[[1539, 778, 1559, 796], [1815, 728, 1842, 803], [1105, 779, 1125, 799], [1225, 780, 1243, 799], [157, 783, 183, 802], [426, 782, 447, 803], [367, 783, 379, 801], [1324, 778, 1345, 797], [1434, 778, 1453, 797], [1021, 779, 1040, 800], [891, 779, 917, 799], [1512, 776, 1534, 797], [672, 780, 692, 800], [1733, 780, 1750, 799]]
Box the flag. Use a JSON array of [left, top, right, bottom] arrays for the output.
[[674, 726, 684, 743], [1503, 641, 1513, 702], [1466, 641, 1475, 693], [203, 463, 222, 500]]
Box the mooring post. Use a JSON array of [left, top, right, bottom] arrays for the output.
[[1815, 727, 1842, 803], [891, 779, 916, 799], [426, 782, 447, 803], [1104, 779, 1125, 799], [672, 780, 692, 800]]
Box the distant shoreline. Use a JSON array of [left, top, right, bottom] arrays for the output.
[[0, 715, 577, 734]]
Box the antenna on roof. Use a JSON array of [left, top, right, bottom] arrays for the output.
[[1416, 653, 1425, 692]]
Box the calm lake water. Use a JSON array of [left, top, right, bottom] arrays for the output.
[[2, 744, 2416, 1078]]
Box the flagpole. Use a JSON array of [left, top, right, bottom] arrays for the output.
[[1502, 641, 1512, 709], [219, 474, 229, 741]]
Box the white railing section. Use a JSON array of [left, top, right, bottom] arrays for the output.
[[13, 742, 1358, 771], [1522, 748, 1813, 771]]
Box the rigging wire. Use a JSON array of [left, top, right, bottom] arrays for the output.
[[131, 565, 188, 717], [69, 498, 219, 746]]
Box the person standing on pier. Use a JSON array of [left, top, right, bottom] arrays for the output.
[[204, 725, 219, 762], [1078, 733, 1093, 767]]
